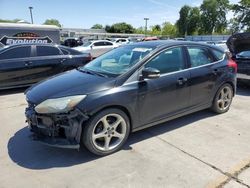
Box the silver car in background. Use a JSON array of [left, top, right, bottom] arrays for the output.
[[73, 40, 118, 58]]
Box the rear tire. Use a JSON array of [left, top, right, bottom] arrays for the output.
[[211, 84, 233, 114], [82, 108, 130, 156]]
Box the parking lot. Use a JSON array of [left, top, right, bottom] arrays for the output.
[[0, 85, 249, 188]]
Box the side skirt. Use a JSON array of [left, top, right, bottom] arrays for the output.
[[132, 103, 211, 132]]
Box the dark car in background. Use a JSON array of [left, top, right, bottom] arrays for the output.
[[0, 44, 92, 89], [227, 32, 250, 83], [25, 41, 237, 156], [62, 37, 83, 48]]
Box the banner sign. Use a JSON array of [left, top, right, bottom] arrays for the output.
[[0, 32, 53, 45]]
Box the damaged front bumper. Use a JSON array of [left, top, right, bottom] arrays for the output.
[[25, 104, 89, 149]]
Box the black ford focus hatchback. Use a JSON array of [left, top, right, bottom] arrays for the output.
[[25, 41, 237, 156]]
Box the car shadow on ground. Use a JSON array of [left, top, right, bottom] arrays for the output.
[[8, 109, 216, 170], [237, 83, 250, 96], [0, 87, 28, 96], [7, 85, 250, 170]]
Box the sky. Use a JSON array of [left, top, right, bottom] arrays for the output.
[[0, 0, 239, 29]]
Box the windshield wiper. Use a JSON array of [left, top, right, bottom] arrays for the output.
[[77, 68, 109, 78]]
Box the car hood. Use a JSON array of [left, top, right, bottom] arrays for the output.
[[227, 32, 250, 56], [26, 69, 116, 104]]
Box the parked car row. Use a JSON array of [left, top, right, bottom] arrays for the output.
[[0, 44, 92, 89], [1, 32, 249, 91]]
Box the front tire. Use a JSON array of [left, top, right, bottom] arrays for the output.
[[82, 108, 130, 156], [211, 84, 233, 114]]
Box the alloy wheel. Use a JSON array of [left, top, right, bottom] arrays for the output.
[[91, 113, 127, 151], [217, 86, 233, 111]]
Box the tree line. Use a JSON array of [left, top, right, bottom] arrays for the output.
[[1, 0, 249, 37], [91, 0, 250, 37]]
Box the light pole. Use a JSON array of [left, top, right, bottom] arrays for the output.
[[29, 6, 34, 24], [144, 18, 149, 36]]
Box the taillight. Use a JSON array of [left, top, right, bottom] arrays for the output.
[[228, 59, 237, 73]]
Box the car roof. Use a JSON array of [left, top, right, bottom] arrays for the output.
[[91, 40, 114, 43], [126, 40, 225, 52], [3, 43, 62, 48]]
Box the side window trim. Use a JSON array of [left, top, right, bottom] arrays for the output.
[[125, 45, 225, 86]]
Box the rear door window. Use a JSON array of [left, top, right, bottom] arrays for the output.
[[36, 46, 61, 56], [187, 47, 214, 67], [0, 46, 31, 60]]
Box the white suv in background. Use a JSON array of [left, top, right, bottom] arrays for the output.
[[73, 40, 118, 58]]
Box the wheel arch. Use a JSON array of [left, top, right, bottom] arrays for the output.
[[84, 104, 134, 132], [226, 81, 236, 96], [220, 81, 236, 96]]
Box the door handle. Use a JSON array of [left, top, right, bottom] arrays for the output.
[[60, 59, 66, 63], [24, 61, 32, 66], [177, 77, 188, 85]]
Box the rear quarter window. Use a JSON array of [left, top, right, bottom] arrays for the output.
[[212, 49, 225, 61], [60, 48, 70, 55]]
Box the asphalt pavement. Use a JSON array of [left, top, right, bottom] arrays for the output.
[[0, 86, 250, 188]]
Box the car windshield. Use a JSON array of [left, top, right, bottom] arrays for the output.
[[80, 45, 155, 77], [82, 41, 92, 47], [237, 51, 250, 57]]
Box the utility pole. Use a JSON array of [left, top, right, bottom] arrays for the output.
[[29, 7, 34, 24], [144, 18, 149, 36]]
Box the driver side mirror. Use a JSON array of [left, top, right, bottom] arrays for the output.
[[140, 67, 160, 80]]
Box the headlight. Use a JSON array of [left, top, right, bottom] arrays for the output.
[[35, 95, 86, 114]]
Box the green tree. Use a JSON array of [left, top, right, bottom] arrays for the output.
[[43, 19, 61, 27], [91, 24, 103, 29], [106, 22, 135, 33], [176, 6, 201, 36], [105, 25, 112, 32], [232, 0, 250, 31], [150, 24, 162, 35], [227, 18, 240, 34], [176, 5, 192, 36], [161, 22, 177, 37], [135, 26, 145, 34], [200, 0, 230, 34], [187, 7, 201, 35]]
